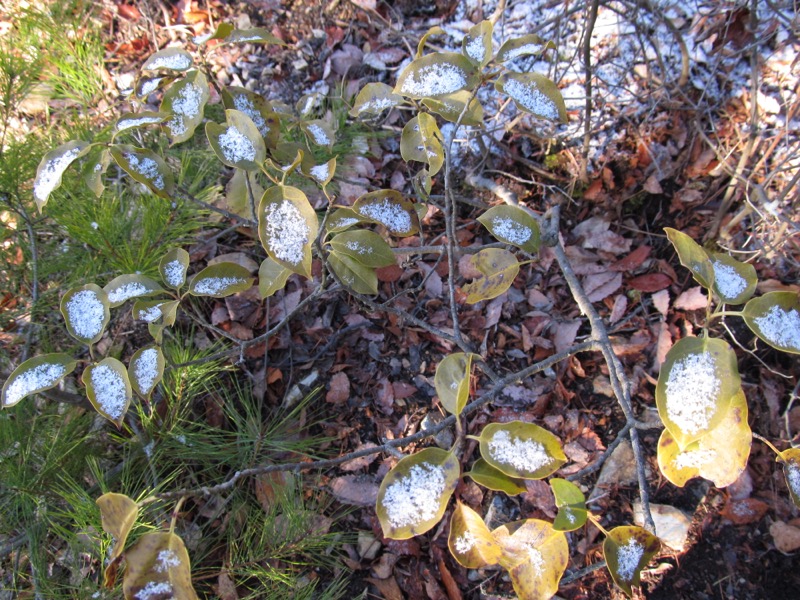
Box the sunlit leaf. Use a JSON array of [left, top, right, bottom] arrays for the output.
[[353, 190, 420, 237], [258, 185, 318, 278], [114, 112, 167, 136], [224, 28, 285, 45], [2, 354, 78, 408], [461, 248, 520, 304], [33, 140, 91, 210], [142, 48, 194, 71], [495, 72, 567, 122], [400, 113, 444, 175], [83, 358, 132, 427], [195, 22, 234, 43], [324, 208, 365, 234], [258, 257, 292, 299], [110, 145, 174, 198], [742, 291, 800, 355], [188, 262, 254, 297], [466, 458, 527, 495], [160, 70, 210, 145], [448, 501, 503, 568], [206, 109, 266, 170], [304, 156, 336, 187], [159, 248, 190, 290], [655, 336, 741, 449], [327, 252, 378, 295], [376, 448, 460, 539], [394, 52, 479, 99], [416, 26, 445, 58], [349, 82, 404, 118], [96, 492, 139, 587], [657, 388, 751, 488], [103, 274, 163, 308], [434, 352, 475, 417], [479, 421, 566, 480], [128, 345, 165, 399], [709, 253, 757, 304], [550, 478, 588, 531], [664, 227, 714, 290], [603, 526, 660, 597], [221, 86, 281, 148], [496, 34, 555, 63], [122, 531, 199, 600], [60, 284, 110, 345], [462, 20, 493, 67], [478, 205, 541, 253], [777, 448, 800, 508], [422, 90, 484, 126], [302, 119, 335, 149], [82, 148, 112, 197], [329, 230, 396, 268]]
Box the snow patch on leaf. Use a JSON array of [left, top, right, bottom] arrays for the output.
[[217, 125, 256, 163], [359, 200, 411, 234], [400, 63, 467, 97], [502, 78, 559, 120], [90, 364, 128, 421], [712, 261, 746, 299], [193, 276, 247, 295], [492, 216, 532, 245], [382, 462, 446, 528], [65, 290, 106, 340], [665, 351, 719, 436], [4, 363, 66, 406], [163, 260, 185, 287], [615, 538, 644, 582], [125, 152, 165, 190], [107, 282, 150, 304], [263, 201, 310, 266], [133, 348, 159, 393], [754, 305, 800, 350], [34, 147, 83, 204], [488, 430, 553, 473]]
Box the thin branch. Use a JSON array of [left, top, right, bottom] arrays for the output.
[[581, 0, 600, 182]]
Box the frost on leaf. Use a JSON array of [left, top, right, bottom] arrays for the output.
[[2, 354, 77, 408], [496, 72, 567, 122], [781, 451, 800, 507], [489, 430, 553, 473], [480, 421, 566, 479], [304, 121, 334, 147], [496, 34, 555, 63], [160, 248, 190, 290], [747, 297, 800, 354], [161, 71, 209, 144], [462, 20, 493, 67], [129, 346, 164, 398], [83, 359, 132, 426], [114, 112, 166, 135], [709, 253, 756, 304], [122, 532, 198, 600], [104, 275, 162, 307], [110, 146, 174, 198], [350, 82, 404, 118], [206, 109, 265, 170], [189, 263, 253, 297], [603, 526, 660, 596], [33, 141, 90, 209], [354, 190, 419, 237], [142, 48, 193, 71], [394, 52, 477, 99], [479, 205, 541, 253], [258, 186, 318, 278], [61, 284, 110, 345]]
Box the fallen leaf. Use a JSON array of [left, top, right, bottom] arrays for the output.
[[611, 245, 651, 272], [340, 443, 379, 472], [770, 521, 800, 552], [583, 271, 622, 302], [628, 273, 672, 292], [255, 471, 294, 513], [573, 217, 631, 255], [720, 498, 769, 525], [609, 294, 628, 323], [217, 570, 238, 600], [552, 319, 581, 354], [652, 289, 670, 318], [365, 576, 403, 600], [326, 371, 350, 404], [674, 286, 708, 310], [329, 475, 379, 506]]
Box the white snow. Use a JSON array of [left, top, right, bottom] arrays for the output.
[[138, 78, 162, 97], [263, 201, 310, 266], [487, 429, 553, 473], [34, 146, 83, 203], [133, 348, 159, 393], [345, 240, 369, 255], [399, 62, 468, 97], [116, 115, 163, 132], [382, 462, 446, 528], [137, 305, 162, 323], [491, 216, 532, 246], [712, 261, 747, 300], [310, 163, 329, 182], [4, 362, 66, 406], [232, 94, 269, 136], [454, 531, 477, 554], [217, 125, 257, 163], [502, 78, 559, 120], [193, 276, 247, 295], [664, 351, 720, 436], [527, 546, 545, 577], [355, 97, 397, 115], [145, 52, 191, 71], [307, 124, 331, 146], [465, 36, 486, 63], [615, 538, 645, 582], [163, 260, 185, 287], [107, 282, 150, 304], [135, 581, 174, 600], [154, 549, 181, 572], [786, 462, 800, 498], [125, 152, 165, 191], [65, 290, 106, 340], [89, 364, 128, 421], [674, 448, 715, 470], [754, 305, 800, 351], [330, 217, 359, 230], [502, 43, 545, 61], [358, 200, 412, 234], [166, 82, 204, 137]]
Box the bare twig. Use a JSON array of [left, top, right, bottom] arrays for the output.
[[581, 0, 600, 183]]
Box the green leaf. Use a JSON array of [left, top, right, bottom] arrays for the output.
[[122, 531, 199, 600], [221, 86, 281, 148], [466, 458, 527, 495], [495, 72, 568, 122], [664, 227, 714, 289], [196, 22, 234, 43], [113, 112, 167, 137], [110, 145, 174, 198], [496, 34, 555, 63], [128, 345, 165, 399], [742, 291, 800, 354], [82, 148, 112, 197], [258, 185, 318, 278], [60, 284, 110, 345], [709, 253, 757, 304], [657, 388, 751, 488], [2, 354, 78, 408], [327, 252, 378, 295], [434, 352, 475, 417], [225, 168, 265, 219], [224, 28, 285, 45], [103, 274, 163, 308], [132, 299, 176, 325], [329, 230, 396, 268], [461, 248, 520, 304], [96, 492, 139, 586], [33, 140, 91, 210], [412, 168, 432, 200], [160, 70, 210, 145], [400, 113, 444, 175], [448, 501, 503, 568], [324, 208, 365, 234], [303, 156, 336, 187], [188, 263, 254, 297], [550, 478, 588, 531], [258, 257, 292, 299], [83, 358, 133, 427], [478, 205, 541, 253], [349, 82, 404, 118], [462, 20, 493, 67], [479, 421, 567, 480], [353, 190, 420, 237], [394, 52, 479, 99], [655, 336, 742, 449], [159, 248, 190, 290], [777, 448, 800, 508], [135, 75, 173, 99], [142, 48, 194, 71], [422, 91, 484, 126], [376, 448, 460, 539], [206, 109, 266, 170], [302, 119, 335, 149], [603, 526, 660, 597]]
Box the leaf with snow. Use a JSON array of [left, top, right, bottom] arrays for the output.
[[400, 113, 444, 175], [122, 531, 198, 600], [159, 248, 190, 290], [479, 421, 567, 480], [496, 72, 567, 122], [258, 257, 292, 299], [2, 354, 77, 408], [461, 248, 520, 304], [128, 345, 164, 399], [110, 145, 174, 198], [329, 229, 396, 268], [664, 228, 714, 290], [114, 112, 166, 137], [82, 148, 112, 197], [496, 34, 555, 63], [466, 458, 527, 496], [777, 448, 800, 508], [325, 208, 366, 234], [103, 274, 163, 308], [394, 52, 478, 99], [96, 492, 139, 587], [33, 140, 91, 210], [328, 252, 378, 295], [303, 156, 336, 187], [83, 358, 132, 427], [448, 501, 503, 568], [422, 90, 484, 126], [353, 190, 420, 237], [434, 352, 476, 417], [415, 25, 445, 58], [206, 109, 266, 171], [462, 20, 493, 67], [60, 284, 110, 345], [221, 86, 281, 148], [302, 119, 335, 149], [160, 70, 210, 145], [551, 478, 588, 532], [656, 336, 742, 449], [376, 447, 459, 539], [142, 48, 193, 72], [258, 185, 318, 278], [657, 388, 751, 488], [709, 253, 756, 304], [479, 205, 541, 253], [134, 75, 173, 99], [189, 263, 254, 298], [349, 82, 404, 118], [603, 526, 660, 597], [743, 292, 800, 355], [223, 27, 285, 46]]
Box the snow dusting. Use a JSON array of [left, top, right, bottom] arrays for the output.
[[664, 351, 720, 436], [166, 82, 203, 137], [454, 531, 477, 554], [34, 146, 83, 203], [399, 62, 467, 97], [4, 362, 66, 406], [133, 348, 159, 393], [491, 216, 532, 245], [217, 125, 257, 163], [107, 282, 150, 304], [674, 448, 715, 470], [330, 217, 359, 230], [232, 94, 268, 136], [146, 52, 191, 71], [465, 36, 485, 63], [527, 546, 545, 577], [135, 581, 174, 600], [193, 276, 246, 295], [154, 549, 181, 572], [754, 305, 800, 351], [358, 200, 412, 234], [307, 124, 331, 146], [382, 462, 446, 528], [163, 260, 185, 287], [487, 429, 553, 473], [615, 538, 644, 582], [712, 261, 747, 300], [65, 290, 106, 340], [345, 240, 369, 255], [263, 201, 310, 265], [137, 305, 162, 323], [502, 78, 559, 120], [116, 115, 163, 132], [310, 163, 329, 182], [502, 43, 545, 61], [125, 153, 165, 190], [89, 364, 128, 421], [786, 461, 800, 498], [138, 78, 162, 97], [356, 97, 397, 115]]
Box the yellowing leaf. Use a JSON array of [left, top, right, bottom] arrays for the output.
[[495, 72, 567, 122], [434, 352, 475, 417], [449, 502, 503, 568], [400, 113, 444, 175], [142, 48, 193, 71], [394, 52, 479, 99], [96, 492, 139, 585], [110, 145, 174, 198], [461, 248, 520, 304], [709, 253, 757, 304], [664, 228, 714, 290], [258, 185, 318, 278], [258, 257, 292, 299], [83, 358, 133, 427], [479, 421, 566, 480], [103, 274, 163, 308], [60, 284, 110, 345], [1, 354, 78, 408], [466, 458, 527, 495], [462, 20, 493, 67], [742, 291, 800, 355], [159, 248, 190, 290], [122, 531, 199, 600], [206, 109, 266, 171], [478, 205, 541, 253], [160, 70, 210, 145], [550, 478, 588, 531], [376, 448, 460, 539], [188, 263, 254, 298], [128, 345, 165, 399], [329, 230, 396, 268], [353, 190, 420, 237], [350, 82, 404, 118], [603, 526, 660, 597], [422, 91, 484, 126], [305, 156, 336, 187], [33, 140, 91, 210]]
